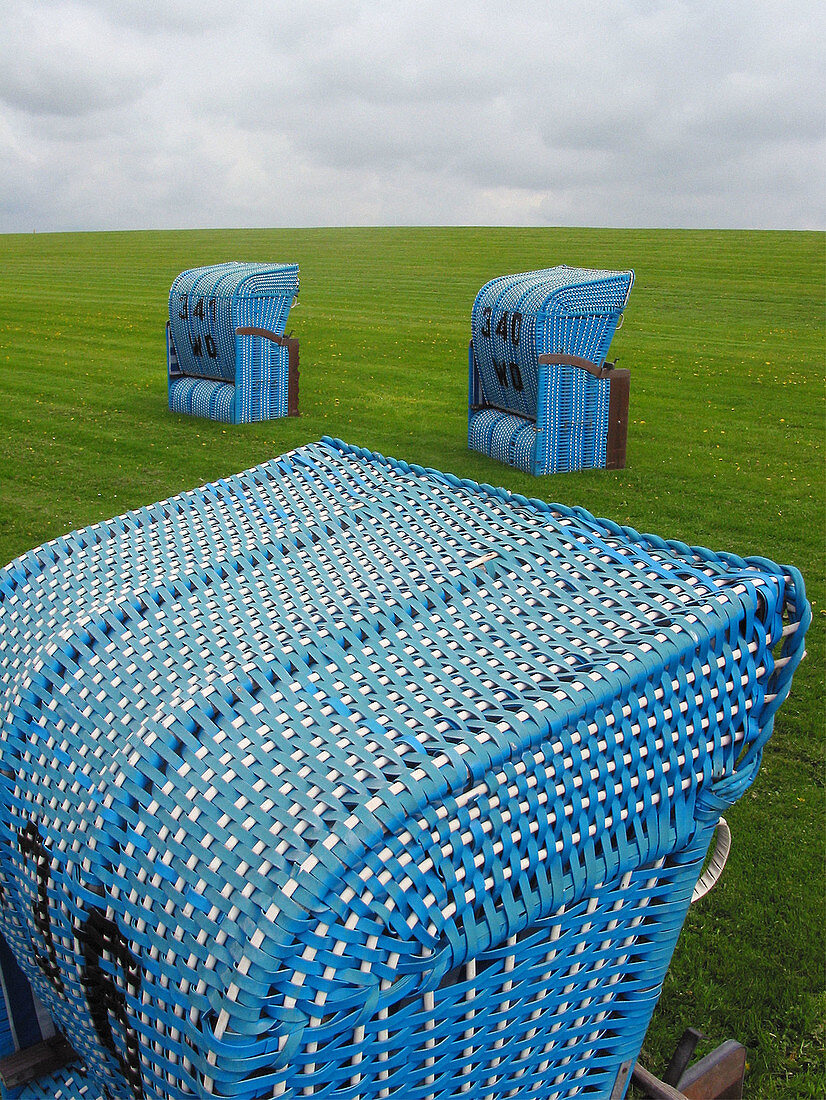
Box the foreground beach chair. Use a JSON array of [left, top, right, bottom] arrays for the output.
[[167, 261, 300, 423], [468, 266, 634, 474], [0, 439, 809, 1099]]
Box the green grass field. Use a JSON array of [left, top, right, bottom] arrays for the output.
[[0, 226, 823, 1096]]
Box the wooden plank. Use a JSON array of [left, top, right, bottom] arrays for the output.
[[0, 1034, 77, 1089], [538, 352, 608, 378], [679, 1041, 746, 1099], [606, 368, 631, 469], [631, 1063, 688, 1099], [286, 337, 300, 417], [630, 1041, 746, 1100]]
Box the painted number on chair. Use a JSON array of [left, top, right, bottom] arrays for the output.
[[480, 308, 522, 345], [493, 360, 524, 391], [80, 909, 145, 1099], [179, 295, 220, 358], [190, 334, 218, 359], [178, 295, 217, 322], [18, 821, 64, 991], [16, 816, 145, 1099]]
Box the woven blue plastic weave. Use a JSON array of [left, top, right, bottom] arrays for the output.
[[468, 267, 633, 475], [167, 263, 298, 424], [0, 439, 809, 1100]]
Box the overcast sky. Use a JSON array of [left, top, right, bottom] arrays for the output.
[[0, 0, 823, 233]]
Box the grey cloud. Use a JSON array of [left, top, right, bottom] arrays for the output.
[[72, 0, 239, 34], [0, 0, 823, 231], [0, 1, 163, 117]]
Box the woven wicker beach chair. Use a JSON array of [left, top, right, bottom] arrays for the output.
[[167, 262, 300, 423], [0, 439, 809, 1100], [468, 266, 634, 475]]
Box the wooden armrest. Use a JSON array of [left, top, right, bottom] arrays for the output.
[[235, 327, 295, 346], [537, 353, 615, 378]]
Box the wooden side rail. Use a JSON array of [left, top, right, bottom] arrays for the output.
[[468, 401, 537, 423], [629, 1036, 747, 1099]]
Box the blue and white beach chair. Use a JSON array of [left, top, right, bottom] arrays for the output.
[[167, 262, 300, 423], [0, 440, 809, 1099], [468, 266, 634, 474]]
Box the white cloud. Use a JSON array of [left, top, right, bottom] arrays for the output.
[[0, 0, 823, 230]]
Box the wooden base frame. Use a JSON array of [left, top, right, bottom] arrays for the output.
[[628, 1031, 747, 1099], [0, 1034, 76, 1091]]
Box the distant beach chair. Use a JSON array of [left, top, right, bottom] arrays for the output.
[[167, 261, 300, 423], [468, 266, 634, 474]]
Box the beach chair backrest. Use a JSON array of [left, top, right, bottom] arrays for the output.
[[470, 266, 634, 419]]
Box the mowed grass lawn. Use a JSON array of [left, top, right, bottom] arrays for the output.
[[0, 227, 823, 1096]]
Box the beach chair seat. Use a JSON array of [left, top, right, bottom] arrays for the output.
[[167, 261, 300, 423], [468, 266, 634, 474], [0, 440, 809, 1100]]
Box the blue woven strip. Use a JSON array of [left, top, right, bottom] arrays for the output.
[[533, 362, 612, 474], [0, 439, 809, 1100], [168, 377, 236, 421], [469, 410, 536, 475]]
